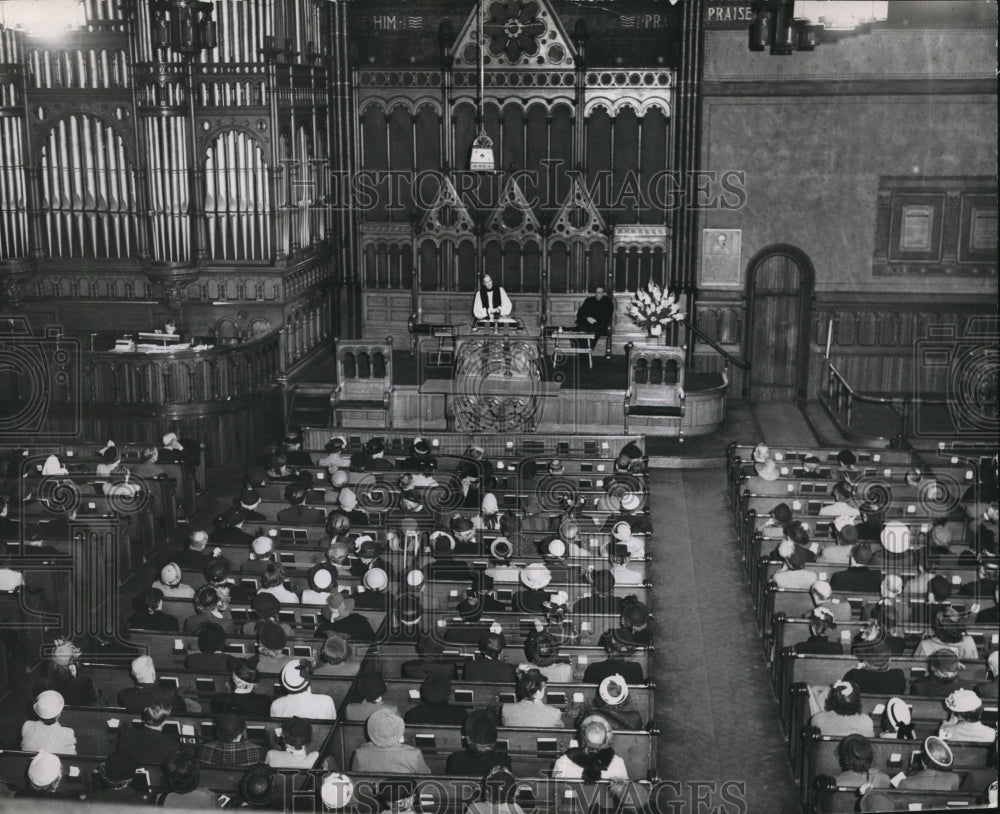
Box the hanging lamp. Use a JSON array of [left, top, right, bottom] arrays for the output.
[[469, 0, 495, 171]]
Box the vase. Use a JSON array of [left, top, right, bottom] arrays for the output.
[[647, 323, 663, 338]]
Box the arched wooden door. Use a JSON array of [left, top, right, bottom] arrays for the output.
[[746, 246, 814, 401]]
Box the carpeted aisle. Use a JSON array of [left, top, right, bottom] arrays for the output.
[[648, 466, 800, 814]]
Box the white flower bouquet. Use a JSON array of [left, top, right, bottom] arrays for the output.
[[626, 281, 684, 332]]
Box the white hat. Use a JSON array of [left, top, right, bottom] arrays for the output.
[[481, 493, 499, 514], [160, 563, 182, 586], [945, 688, 983, 713], [752, 444, 770, 464], [885, 696, 911, 729], [280, 660, 310, 692], [330, 469, 349, 488], [612, 521, 632, 541], [41, 454, 67, 476], [544, 538, 566, 558], [620, 492, 642, 511], [520, 563, 552, 590], [811, 580, 833, 600], [988, 650, 999, 677], [252, 536, 273, 556], [406, 569, 425, 588], [27, 751, 62, 786], [363, 567, 388, 591], [880, 521, 911, 554], [338, 487, 357, 510], [52, 642, 79, 666], [33, 689, 65, 719], [131, 655, 156, 684], [321, 772, 355, 809], [756, 459, 780, 481], [598, 674, 629, 706], [162, 432, 184, 451], [547, 590, 569, 608]]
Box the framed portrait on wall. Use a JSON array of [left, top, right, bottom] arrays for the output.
[[700, 228, 742, 288]]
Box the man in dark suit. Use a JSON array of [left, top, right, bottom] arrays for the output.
[[210, 507, 254, 546], [276, 485, 326, 525], [116, 701, 181, 765], [464, 632, 517, 684], [117, 656, 186, 714], [402, 673, 468, 727], [829, 544, 884, 593], [163, 529, 213, 572], [573, 285, 614, 350], [236, 488, 267, 522], [582, 632, 645, 685]]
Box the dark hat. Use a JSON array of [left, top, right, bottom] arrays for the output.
[[220, 506, 245, 526], [308, 563, 338, 592], [619, 442, 643, 460], [397, 593, 423, 625], [479, 631, 506, 656], [856, 640, 892, 669], [216, 711, 245, 740], [411, 438, 431, 457], [204, 557, 231, 583], [357, 671, 388, 702], [858, 791, 896, 813], [851, 544, 875, 565], [525, 629, 558, 665], [464, 711, 497, 745], [837, 450, 858, 468], [622, 601, 649, 627], [603, 630, 638, 656], [239, 488, 261, 506], [377, 780, 416, 808], [283, 717, 311, 744], [321, 634, 350, 664], [590, 568, 616, 595], [838, 524, 859, 543], [450, 516, 474, 534], [246, 467, 268, 487], [770, 503, 793, 524], [197, 622, 227, 653], [363, 437, 386, 456], [251, 592, 281, 618], [102, 750, 138, 783], [257, 621, 287, 651], [325, 436, 346, 453], [240, 765, 276, 807], [421, 672, 452, 704]]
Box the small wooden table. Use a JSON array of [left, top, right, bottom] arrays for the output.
[[547, 329, 594, 369]]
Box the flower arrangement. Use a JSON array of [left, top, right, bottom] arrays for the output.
[[626, 281, 684, 334]]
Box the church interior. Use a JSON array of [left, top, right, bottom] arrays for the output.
[[0, 0, 997, 811]]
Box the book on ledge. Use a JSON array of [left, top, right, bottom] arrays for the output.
[[137, 332, 182, 345]]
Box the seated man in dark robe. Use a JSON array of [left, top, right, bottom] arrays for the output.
[[573, 285, 613, 349]]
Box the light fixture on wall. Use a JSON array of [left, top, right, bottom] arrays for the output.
[[469, 0, 495, 172]]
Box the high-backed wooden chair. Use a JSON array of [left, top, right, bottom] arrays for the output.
[[331, 337, 393, 428], [623, 343, 685, 435]]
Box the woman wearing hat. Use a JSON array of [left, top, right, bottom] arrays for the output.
[[351, 709, 431, 774], [345, 670, 398, 721], [81, 750, 150, 805], [938, 688, 995, 741], [320, 772, 355, 811], [303, 563, 339, 605], [33, 640, 101, 706], [575, 674, 644, 731], [445, 711, 513, 777], [265, 717, 325, 768], [878, 696, 915, 740], [315, 590, 376, 641], [809, 681, 875, 737], [512, 563, 552, 614], [152, 562, 196, 599], [552, 714, 629, 781], [210, 663, 272, 717], [270, 660, 336, 719], [183, 585, 236, 634], [913, 607, 979, 661], [501, 667, 564, 728], [19, 751, 71, 800], [404, 672, 468, 726], [899, 736, 961, 791], [317, 436, 351, 469], [21, 690, 76, 754], [843, 641, 907, 695], [833, 734, 891, 790]]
